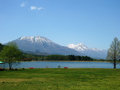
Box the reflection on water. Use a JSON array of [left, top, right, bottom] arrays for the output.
[[0, 61, 120, 69]]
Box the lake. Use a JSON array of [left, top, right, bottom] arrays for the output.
[[1, 61, 120, 69]]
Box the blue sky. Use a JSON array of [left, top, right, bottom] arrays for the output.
[[0, 0, 120, 50]]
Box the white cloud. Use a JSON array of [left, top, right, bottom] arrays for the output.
[[21, 2, 26, 7], [31, 6, 44, 10], [31, 6, 37, 10], [38, 7, 43, 10]]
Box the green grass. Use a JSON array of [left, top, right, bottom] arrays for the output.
[[0, 68, 120, 90]]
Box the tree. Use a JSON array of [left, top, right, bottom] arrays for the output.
[[68, 55, 76, 60], [106, 37, 120, 69], [0, 41, 22, 70], [0, 43, 4, 52]]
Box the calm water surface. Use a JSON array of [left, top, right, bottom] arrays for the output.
[[1, 61, 120, 69]]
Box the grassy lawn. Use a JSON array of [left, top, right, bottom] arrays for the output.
[[0, 68, 120, 90]]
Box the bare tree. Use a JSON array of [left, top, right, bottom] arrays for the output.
[[106, 37, 120, 69]]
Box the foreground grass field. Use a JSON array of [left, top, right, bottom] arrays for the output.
[[0, 68, 120, 90]]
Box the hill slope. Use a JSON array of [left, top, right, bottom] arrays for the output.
[[12, 36, 82, 55]]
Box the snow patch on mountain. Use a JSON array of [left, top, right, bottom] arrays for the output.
[[67, 43, 89, 51], [19, 36, 52, 43], [66, 43, 107, 59]]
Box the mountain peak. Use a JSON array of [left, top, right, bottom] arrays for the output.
[[66, 43, 107, 59], [67, 43, 88, 51], [12, 36, 81, 55], [77, 43, 85, 46], [19, 36, 52, 43]]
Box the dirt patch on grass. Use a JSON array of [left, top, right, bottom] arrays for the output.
[[31, 77, 46, 81], [0, 78, 27, 82], [0, 78, 46, 83]]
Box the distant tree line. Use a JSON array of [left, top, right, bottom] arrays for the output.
[[21, 54, 95, 61]]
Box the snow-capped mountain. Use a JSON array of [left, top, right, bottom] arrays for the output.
[[66, 43, 107, 59], [12, 36, 82, 55]]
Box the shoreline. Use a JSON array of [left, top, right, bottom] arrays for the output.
[[20, 60, 111, 62]]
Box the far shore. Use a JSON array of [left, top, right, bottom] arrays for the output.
[[20, 60, 112, 62]]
